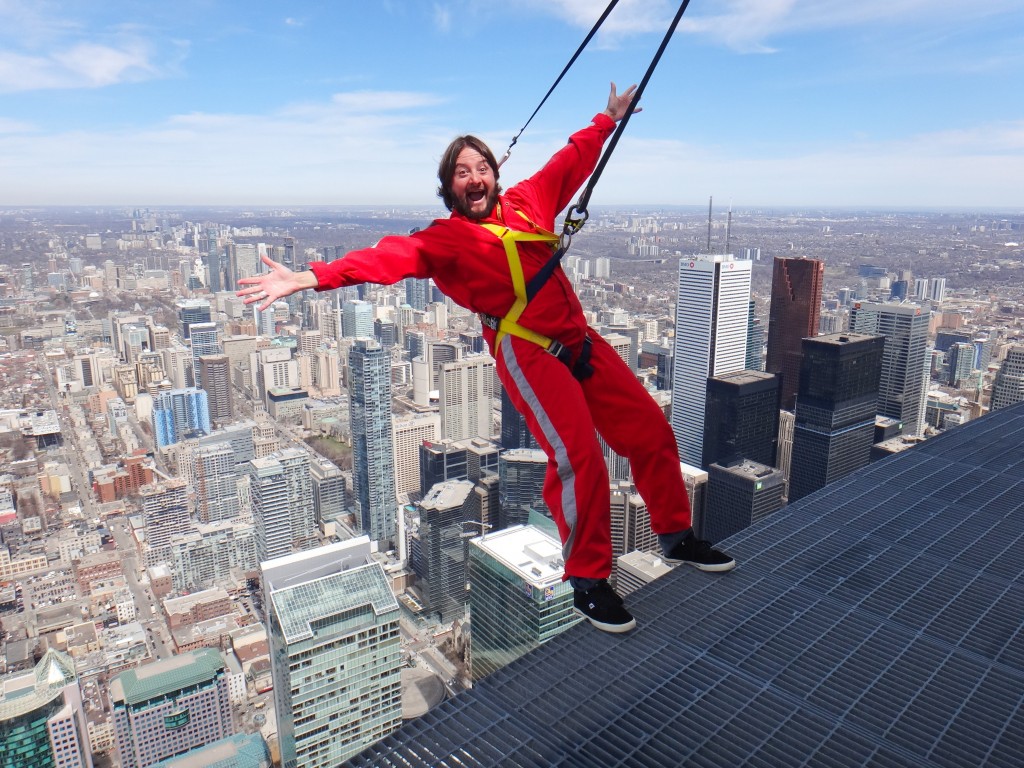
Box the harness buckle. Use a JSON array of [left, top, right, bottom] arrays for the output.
[[546, 340, 572, 365]]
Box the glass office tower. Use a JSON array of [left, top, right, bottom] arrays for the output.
[[264, 539, 402, 768], [788, 333, 884, 502], [468, 525, 580, 682]]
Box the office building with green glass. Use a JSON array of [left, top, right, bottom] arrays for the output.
[[468, 525, 581, 682], [263, 537, 402, 768], [0, 650, 92, 768]]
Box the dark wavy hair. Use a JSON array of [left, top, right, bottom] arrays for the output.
[[436, 135, 502, 212]]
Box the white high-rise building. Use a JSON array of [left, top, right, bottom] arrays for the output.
[[439, 354, 495, 442], [341, 299, 374, 338], [991, 345, 1024, 411], [248, 447, 316, 563], [264, 538, 402, 768], [928, 277, 947, 302], [671, 253, 752, 465], [913, 277, 930, 299], [392, 412, 441, 498]]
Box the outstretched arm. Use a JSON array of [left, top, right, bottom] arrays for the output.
[[602, 81, 641, 122], [237, 254, 319, 311], [511, 81, 642, 223]]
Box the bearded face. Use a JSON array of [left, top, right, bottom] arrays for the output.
[[450, 147, 499, 220]]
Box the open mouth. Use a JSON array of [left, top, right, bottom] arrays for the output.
[[467, 189, 486, 204]]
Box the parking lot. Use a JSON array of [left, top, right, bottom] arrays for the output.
[[22, 567, 78, 610]]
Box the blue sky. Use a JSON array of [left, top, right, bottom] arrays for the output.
[[1, 0, 1022, 209]]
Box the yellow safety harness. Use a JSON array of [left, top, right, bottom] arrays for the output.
[[478, 209, 593, 379]]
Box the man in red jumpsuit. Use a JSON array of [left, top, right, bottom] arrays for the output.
[[239, 83, 735, 633]]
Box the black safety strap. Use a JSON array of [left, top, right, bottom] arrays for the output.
[[498, 1, 622, 167], [525, 0, 695, 302]]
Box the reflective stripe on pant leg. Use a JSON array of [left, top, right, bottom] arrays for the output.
[[500, 335, 580, 560]]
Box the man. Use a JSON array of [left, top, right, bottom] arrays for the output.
[[239, 83, 735, 633]]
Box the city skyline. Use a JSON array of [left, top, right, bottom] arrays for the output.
[[0, 2, 1022, 208]]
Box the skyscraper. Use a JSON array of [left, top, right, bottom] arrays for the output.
[[392, 413, 441, 498], [197, 354, 233, 423], [0, 650, 92, 768], [419, 439, 469, 495], [439, 354, 495, 442], [341, 300, 374, 338], [468, 525, 580, 681], [204, 226, 222, 293], [849, 302, 930, 436], [151, 387, 211, 448], [500, 386, 536, 450], [404, 277, 430, 311], [309, 455, 346, 527], [189, 321, 220, 382], [991, 345, 1024, 410], [414, 479, 475, 622], [608, 479, 657, 560], [947, 342, 976, 387], [193, 442, 240, 524], [349, 339, 397, 545], [702, 370, 781, 469], [671, 253, 752, 465], [788, 333, 884, 502], [764, 256, 824, 410], [176, 299, 211, 340], [702, 459, 786, 542], [139, 479, 191, 565], [745, 299, 765, 371], [110, 648, 233, 768], [248, 448, 316, 563], [497, 448, 548, 530], [263, 538, 402, 768]]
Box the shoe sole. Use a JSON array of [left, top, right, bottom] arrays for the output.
[[663, 557, 736, 573], [573, 608, 637, 633]]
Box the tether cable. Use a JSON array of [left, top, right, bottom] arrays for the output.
[[498, 0, 621, 168], [525, 0, 695, 300]]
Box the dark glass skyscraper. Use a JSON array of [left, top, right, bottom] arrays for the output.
[[765, 257, 824, 410], [788, 333, 884, 502], [419, 439, 469, 495], [702, 370, 781, 469], [701, 459, 786, 542], [500, 387, 536, 450], [416, 479, 475, 622], [497, 449, 547, 530]]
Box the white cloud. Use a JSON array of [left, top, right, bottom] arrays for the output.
[[0, 41, 158, 92], [528, 0, 1022, 52], [594, 120, 1024, 208], [0, 2, 173, 92], [0, 86, 1019, 208]]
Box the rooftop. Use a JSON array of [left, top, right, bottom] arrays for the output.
[[347, 400, 1024, 767], [263, 538, 399, 644], [471, 525, 565, 588], [110, 647, 224, 706]]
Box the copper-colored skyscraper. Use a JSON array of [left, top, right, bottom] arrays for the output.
[[765, 257, 824, 410]]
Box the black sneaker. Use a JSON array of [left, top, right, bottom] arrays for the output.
[[663, 532, 736, 572], [573, 580, 636, 633]]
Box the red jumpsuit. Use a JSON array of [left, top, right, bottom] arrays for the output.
[[309, 113, 691, 580]]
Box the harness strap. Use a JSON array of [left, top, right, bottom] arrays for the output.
[[478, 219, 558, 350], [478, 216, 593, 380]]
